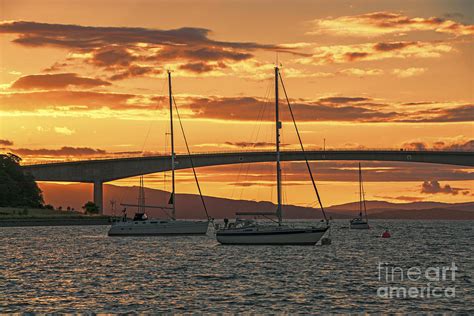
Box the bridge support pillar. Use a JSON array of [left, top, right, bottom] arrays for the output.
[[93, 180, 103, 214]]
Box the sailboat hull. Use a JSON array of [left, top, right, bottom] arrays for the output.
[[216, 227, 328, 245], [350, 220, 370, 229], [108, 220, 209, 236]]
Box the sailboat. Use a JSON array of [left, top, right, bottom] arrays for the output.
[[108, 71, 210, 236], [349, 163, 370, 229], [215, 66, 329, 245]]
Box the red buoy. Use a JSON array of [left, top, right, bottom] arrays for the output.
[[381, 230, 391, 238]]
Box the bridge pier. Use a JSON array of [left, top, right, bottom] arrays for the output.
[[93, 180, 103, 214]]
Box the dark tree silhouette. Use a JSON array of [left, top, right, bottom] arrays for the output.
[[0, 153, 43, 207], [82, 201, 99, 214]]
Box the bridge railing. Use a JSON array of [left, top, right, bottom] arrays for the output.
[[19, 147, 473, 166]]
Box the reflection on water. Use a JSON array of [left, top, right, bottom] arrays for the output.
[[0, 220, 473, 313]]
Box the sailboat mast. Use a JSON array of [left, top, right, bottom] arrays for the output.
[[168, 70, 176, 220], [275, 66, 282, 224], [360, 163, 368, 222], [359, 163, 363, 218]]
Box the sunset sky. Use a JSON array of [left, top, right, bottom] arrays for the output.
[[0, 0, 473, 208]]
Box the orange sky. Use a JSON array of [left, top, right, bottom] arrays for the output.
[[0, 0, 473, 207]]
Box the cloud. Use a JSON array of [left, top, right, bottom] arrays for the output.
[[421, 180, 468, 195], [397, 104, 474, 123], [108, 65, 159, 81], [392, 67, 426, 78], [338, 68, 384, 77], [11, 146, 106, 157], [318, 97, 371, 104], [403, 139, 474, 151], [0, 21, 277, 50], [187, 96, 398, 122], [0, 90, 145, 111], [54, 126, 75, 135], [0, 139, 14, 146], [11, 73, 111, 90], [224, 141, 285, 149], [193, 161, 474, 183], [179, 62, 226, 74], [298, 41, 453, 66], [0, 20, 290, 78], [2, 90, 472, 123], [309, 11, 474, 37]]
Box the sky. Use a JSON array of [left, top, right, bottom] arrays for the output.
[[0, 0, 473, 208]]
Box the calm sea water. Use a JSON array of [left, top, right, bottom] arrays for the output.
[[0, 220, 472, 313]]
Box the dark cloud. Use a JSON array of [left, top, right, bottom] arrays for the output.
[[397, 104, 474, 123], [403, 140, 474, 151], [0, 21, 290, 78], [374, 42, 415, 51], [12, 146, 107, 156], [421, 180, 468, 195], [319, 97, 370, 104], [314, 11, 474, 37], [1, 89, 472, 124], [179, 62, 224, 73], [109, 65, 159, 81], [11, 73, 111, 90], [344, 52, 369, 61], [224, 141, 286, 148], [195, 161, 474, 183], [187, 96, 398, 122], [0, 139, 14, 146], [0, 90, 139, 111], [156, 46, 253, 62], [91, 46, 137, 67]]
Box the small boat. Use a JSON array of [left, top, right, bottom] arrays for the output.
[[350, 163, 370, 230], [215, 66, 329, 245], [108, 71, 210, 236]]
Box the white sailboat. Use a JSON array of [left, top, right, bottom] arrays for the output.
[[108, 71, 210, 236], [350, 163, 370, 229], [215, 66, 329, 245]]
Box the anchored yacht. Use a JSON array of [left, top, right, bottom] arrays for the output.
[[108, 71, 210, 236], [350, 163, 370, 230], [215, 66, 329, 245]]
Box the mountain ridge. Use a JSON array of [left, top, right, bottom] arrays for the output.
[[38, 183, 474, 220]]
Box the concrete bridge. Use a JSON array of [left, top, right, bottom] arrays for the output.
[[22, 150, 474, 212]]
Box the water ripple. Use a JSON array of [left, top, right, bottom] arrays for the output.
[[0, 220, 473, 313]]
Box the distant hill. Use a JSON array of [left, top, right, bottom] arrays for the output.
[[327, 200, 474, 212], [38, 183, 474, 220]]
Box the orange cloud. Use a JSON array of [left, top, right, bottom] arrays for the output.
[[403, 139, 474, 151], [11, 73, 110, 90], [298, 41, 453, 65], [1, 90, 472, 123], [11, 146, 106, 156], [0, 20, 292, 79], [309, 11, 474, 37], [392, 67, 426, 78], [0, 139, 14, 146], [0, 90, 147, 111]]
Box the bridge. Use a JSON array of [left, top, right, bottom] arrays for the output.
[[21, 149, 474, 213]]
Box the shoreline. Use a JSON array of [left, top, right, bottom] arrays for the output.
[[0, 217, 112, 227]]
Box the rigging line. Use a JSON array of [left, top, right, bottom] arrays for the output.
[[141, 77, 167, 154], [278, 73, 328, 223], [172, 95, 210, 220], [360, 163, 368, 220], [237, 77, 272, 210]]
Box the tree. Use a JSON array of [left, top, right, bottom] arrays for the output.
[[0, 153, 43, 208], [82, 201, 99, 214]]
